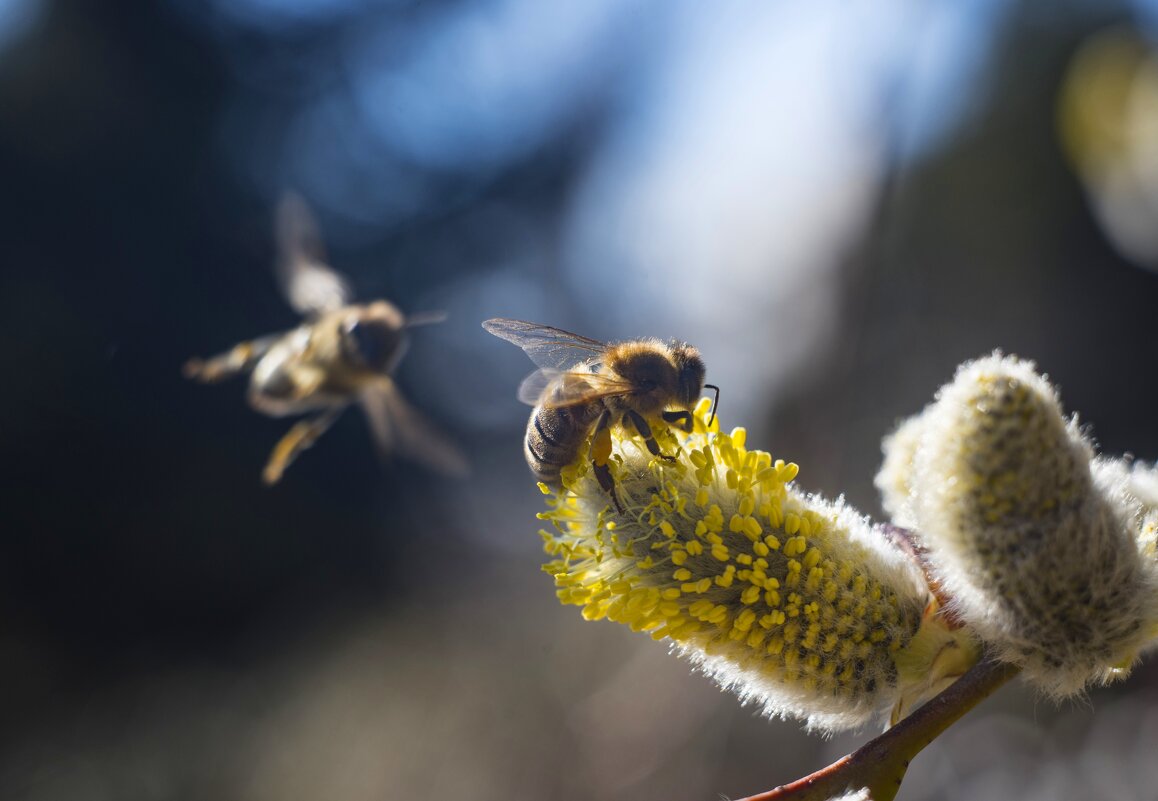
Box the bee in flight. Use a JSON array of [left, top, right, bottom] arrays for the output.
[[185, 193, 467, 484], [482, 318, 718, 511]]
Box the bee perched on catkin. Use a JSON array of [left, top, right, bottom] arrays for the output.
[[876, 353, 1158, 697], [538, 398, 977, 733]]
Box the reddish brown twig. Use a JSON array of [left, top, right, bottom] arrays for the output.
[[878, 524, 965, 629], [735, 655, 1018, 801]]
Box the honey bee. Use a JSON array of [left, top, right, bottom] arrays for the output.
[[185, 193, 467, 484], [482, 318, 718, 511]]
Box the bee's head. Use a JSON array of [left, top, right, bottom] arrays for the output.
[[341, 301, 408, 373], [669, 343, 706, 408]]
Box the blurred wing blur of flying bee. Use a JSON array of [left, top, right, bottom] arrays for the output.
[[360, 378, 469, 478], [275, 191, 352, 316], [184, 193, 466, 484]]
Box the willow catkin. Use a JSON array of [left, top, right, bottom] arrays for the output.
[[540, 400, 973, 732], [877, 354, 1158, 696]]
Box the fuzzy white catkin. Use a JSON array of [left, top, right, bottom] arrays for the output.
[[540, 401, 976, 733], [876, 354, 1158, 696], [1092, 457, 1158, 598]]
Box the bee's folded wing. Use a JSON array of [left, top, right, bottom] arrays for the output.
[[517, 369, 637, 408]]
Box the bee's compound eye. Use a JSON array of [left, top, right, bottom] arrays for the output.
[[344, 318, 404, 372]]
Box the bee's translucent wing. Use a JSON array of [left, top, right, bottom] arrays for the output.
[[482, 318, 607, 370], [516, 369, 558, 405], [275, 192, 352, 316], [517, 368, 637, 408], [361, 378, 469, 477]]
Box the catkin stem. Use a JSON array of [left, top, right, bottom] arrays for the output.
[[735, 655, 1019, 801]]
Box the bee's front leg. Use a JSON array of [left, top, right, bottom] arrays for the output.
[[184, 334, 280, 383], [623, 409, 677, 462], [262, 406, 345, 485], [661, 409, 694, 433], [589, 408, 624, 513]]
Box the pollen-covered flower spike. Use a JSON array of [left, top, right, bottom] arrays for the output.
[[877, 353, 1158, 697], [539, 399, 977, 734]]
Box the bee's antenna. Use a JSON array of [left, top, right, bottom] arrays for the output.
[[404, 311, 449, 328], [704, 384, 720, 427]]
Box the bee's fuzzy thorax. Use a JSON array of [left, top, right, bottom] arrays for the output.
[[601, 339, 704, 413]]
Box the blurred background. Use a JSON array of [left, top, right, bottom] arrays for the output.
[[7, 0, 1158, 798]]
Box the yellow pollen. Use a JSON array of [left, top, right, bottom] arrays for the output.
[[536, 399, 927, 730]]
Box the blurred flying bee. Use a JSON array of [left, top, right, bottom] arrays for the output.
[[185, 193, 467, 484], [482, 318, 718, 511]]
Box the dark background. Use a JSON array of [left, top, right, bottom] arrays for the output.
[[6, 0, 1158, 799]]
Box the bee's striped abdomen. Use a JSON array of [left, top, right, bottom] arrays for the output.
[[525, 403, 601, 485]]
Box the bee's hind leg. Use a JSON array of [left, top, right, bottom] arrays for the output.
[[589, 408, 624, 514], [262, 406, 344, 485], [624, 410, 676, 462]]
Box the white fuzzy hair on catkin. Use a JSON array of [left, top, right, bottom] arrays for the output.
[[877, 353, 1158, 697]]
